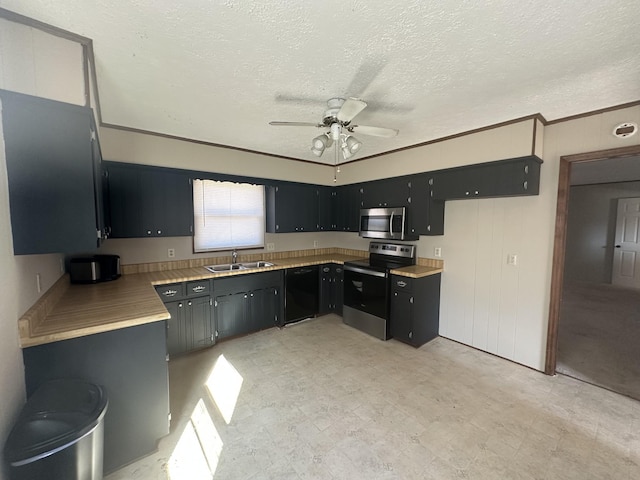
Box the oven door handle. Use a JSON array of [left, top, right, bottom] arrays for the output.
[[344, 265, 387, 278]]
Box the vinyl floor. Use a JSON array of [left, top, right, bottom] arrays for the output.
[[105, 314, 640, 480]]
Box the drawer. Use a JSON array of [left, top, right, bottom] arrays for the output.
[[155, 282, 186, 302], [391, 275, 413, 292], [186, 279, 211, 297]]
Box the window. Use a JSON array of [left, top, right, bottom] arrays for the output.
[[193, 179, 265, 253]]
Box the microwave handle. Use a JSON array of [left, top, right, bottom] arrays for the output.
[[389, 212, 394, 235]]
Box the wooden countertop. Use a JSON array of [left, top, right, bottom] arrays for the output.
[[390, 265, 443, 278], [20, 254, 361, 348]]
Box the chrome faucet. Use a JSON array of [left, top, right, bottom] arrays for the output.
[[232, 249, 237, 264]]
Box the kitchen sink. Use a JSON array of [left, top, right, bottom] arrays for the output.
[[239, 261, 274, 269], [204, 263, 244, 273], [204, 261, 274, 273]]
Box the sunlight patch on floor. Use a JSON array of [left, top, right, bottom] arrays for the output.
[[205, 354, 244, 424], [168, 399, 223, 479]]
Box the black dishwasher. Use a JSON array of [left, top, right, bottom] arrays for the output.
[[285, 266, 319, 323]]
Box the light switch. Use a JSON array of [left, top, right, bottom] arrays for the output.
[[507, 254, 518, 266]]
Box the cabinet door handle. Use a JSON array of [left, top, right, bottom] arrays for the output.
[[178, 303, 183, 308], [409, 331, 413, 339], [157, 230, 162, 235], [523, 181, 528, 190], [188, 301, 192, 306]]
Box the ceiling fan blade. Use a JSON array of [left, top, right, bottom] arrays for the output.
[[350, 125, 399, 138], [337, 98, 367, 123], [269, 121, 322, 127]]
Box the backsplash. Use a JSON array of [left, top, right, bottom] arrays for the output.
[[121, 247, 370, 274]]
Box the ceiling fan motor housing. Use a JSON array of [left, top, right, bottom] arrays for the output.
[[323, 98, 346, 125]]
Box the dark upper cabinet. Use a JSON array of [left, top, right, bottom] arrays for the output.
[[317, 186, 335, 231], [334, 184, 362, 232], [105, 162, 192, 238], [407, 174, 445, 236], [361, 177, 411, 208], [431, 155, 542, 201], [1, 90, 105, 254], [266, 183, 319, 233]]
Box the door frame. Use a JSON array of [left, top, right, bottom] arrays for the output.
[[545, 144, 640, 375]]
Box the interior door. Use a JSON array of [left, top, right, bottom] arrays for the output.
[[612, 197, 640, 289]]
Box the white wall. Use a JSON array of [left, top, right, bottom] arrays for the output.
[[564, 182, 640, 284], [0, 19, 84, 478], [100, 127, 335, 185]]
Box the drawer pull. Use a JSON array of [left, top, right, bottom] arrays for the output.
[[192, 285, 206, 293], [397, 281, 407, 287], [163, 290, 177, 297]]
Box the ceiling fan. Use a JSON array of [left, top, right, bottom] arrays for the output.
[[269, 97, 399, 162]]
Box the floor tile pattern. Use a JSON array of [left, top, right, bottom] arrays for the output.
[[106, 315, 640, 479]]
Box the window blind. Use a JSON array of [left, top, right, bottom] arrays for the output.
[[193, 179, 265, 252]]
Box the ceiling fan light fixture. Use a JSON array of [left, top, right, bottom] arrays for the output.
[[343, 135, 362, 154], [310, 133, 332, 157]]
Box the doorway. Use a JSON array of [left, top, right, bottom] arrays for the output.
[[546, 145, 640, 399]]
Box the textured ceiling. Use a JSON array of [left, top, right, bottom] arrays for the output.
[[3, 1, 640, 165]]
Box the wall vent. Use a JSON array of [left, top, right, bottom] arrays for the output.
[[612, 122, 638, 138]]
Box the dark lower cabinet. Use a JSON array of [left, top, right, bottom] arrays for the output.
[[155, 280, 214, 357], [165, 295, 214, 356], [390, 273, 441, 347], [214, 292, 248, 339], [22, 322, 170, 475], [319, 264, 344, 315], [214, 271, 284, 340]]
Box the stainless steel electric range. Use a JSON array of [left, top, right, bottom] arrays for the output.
[[343, 242, 416, 340]]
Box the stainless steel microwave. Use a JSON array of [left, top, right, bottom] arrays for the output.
[[359, 207, 417, 240]]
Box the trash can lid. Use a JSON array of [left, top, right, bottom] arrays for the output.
[[4, 379, 108, 465]]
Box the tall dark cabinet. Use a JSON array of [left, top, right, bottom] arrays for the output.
[[1, 90, 106, 254]]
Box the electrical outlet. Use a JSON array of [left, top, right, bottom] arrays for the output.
[[507, 253, 518, 266], [267, 243, 275, 251], [168, 248, 175, 258], [36, 273, 41, 293], [434, 247, 442, 257], [313, 240, 319, 248]]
